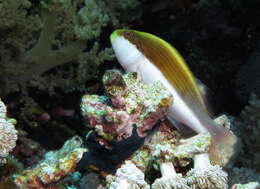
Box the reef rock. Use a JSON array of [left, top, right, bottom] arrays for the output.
[[80, 69, 173, 143], [14, 136, 87, 189]]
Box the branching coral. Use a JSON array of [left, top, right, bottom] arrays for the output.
[[3, 0, 113, 96], [0, 99, 17, 165], [0, 0, 141, 96], [0, 0, 141, 139]]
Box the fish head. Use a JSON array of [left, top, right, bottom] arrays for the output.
[[110, 29, 145, 71]]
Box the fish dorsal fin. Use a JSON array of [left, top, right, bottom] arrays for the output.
[[123, 30, 207, 114]]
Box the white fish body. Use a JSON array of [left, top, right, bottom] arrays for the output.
[[111, 34, 207, 133]]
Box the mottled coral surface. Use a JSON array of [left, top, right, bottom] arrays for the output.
[[14, 136, 87, 189], [81, 70, 173, 143]]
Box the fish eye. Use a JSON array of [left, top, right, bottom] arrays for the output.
[[124, 31, 134, 39]]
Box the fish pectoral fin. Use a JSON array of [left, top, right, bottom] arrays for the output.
[[166, 114, 196, 137]]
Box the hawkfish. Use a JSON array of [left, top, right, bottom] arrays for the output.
[[110, 29, 238, 166]]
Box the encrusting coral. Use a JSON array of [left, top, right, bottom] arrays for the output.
[[80, 69, 173, 145], [14, 136, 87, 189], [0, 99, 17, 165]]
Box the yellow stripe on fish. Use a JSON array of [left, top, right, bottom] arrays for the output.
[[121, 30, 206, 113]]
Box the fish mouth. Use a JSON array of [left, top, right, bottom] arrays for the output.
[[110, 30, 119, 43]]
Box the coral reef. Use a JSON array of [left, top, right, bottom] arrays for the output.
[[152, 132, 211, 166], [0, 69, 254, 189], [122, 115, 231, 188], [14, 136, 87, 188], [186, 154, 228, 189], [231, 94, 260, 171], [79, 70, 230, 189], [1, 1, 260, 189], [11, 136, 46, 167], [0, 0, 141, 96], [0, 99, 17, 165], [106, 161, 150, 189], [151, 162, 190, 189], [228, 167, 260, 187], [0, 0, 142, 149], [77, 172, 102, 189], [0, 156, 24, 189], [80, 69, 173, 144]]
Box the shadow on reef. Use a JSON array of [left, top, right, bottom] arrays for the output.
[[77, 128, 145, 174]]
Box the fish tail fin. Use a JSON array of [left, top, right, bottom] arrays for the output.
[[206, 121, 240, 167]]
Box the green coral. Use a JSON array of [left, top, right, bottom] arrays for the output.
[[74, 0, 109, 40], [0, 0, 141, 144], [0, 0, 141, 96]]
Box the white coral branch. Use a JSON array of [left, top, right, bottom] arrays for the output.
[[186, 154, 228, 189]]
